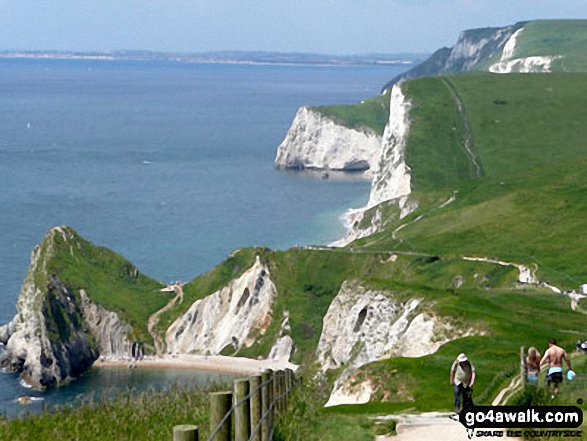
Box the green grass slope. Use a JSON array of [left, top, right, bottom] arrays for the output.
[[514, 20, 587, 72], [42, 227, 170, 345], [327, 286, 585, 415], [312, 91, 391, 136], [382, 19, 587, 91], [357, 72, 587, 286]]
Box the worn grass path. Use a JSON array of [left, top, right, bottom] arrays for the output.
[[375, 378, 524, 441], [147, 284, 184, 354]]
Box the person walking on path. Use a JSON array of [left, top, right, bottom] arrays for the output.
[[540, 338, 572, 398], [526, 347, 541, 386], [450, 353, 476, 414]]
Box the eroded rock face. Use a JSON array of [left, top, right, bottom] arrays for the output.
[[79, 289, 133, 358], [367, 84, 412, 209], [317, 280, 473, 406], [382, 22, 526, 90], [268, 336, 294, 362], [334, 83, 417, 246], [166, 256, 277, 355], [0, 228, 98, 389], [275, 107, 381, 174], [489, 27, 563, 73]]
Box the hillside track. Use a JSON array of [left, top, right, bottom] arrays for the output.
[[376, 377, 524, 441], [147, 284, 184, 355], [440, 77, 483, 179]]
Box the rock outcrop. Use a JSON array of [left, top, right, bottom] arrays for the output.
[[366, 84, 412, 209], [316, 281, 474, 406], [274, 107, 381, 174], [381, 22, 527, 91], [166, 256, 278, 355], [333, 83, 417, 246], [79, 289, 133, 358], [0, 228, 99, 389]]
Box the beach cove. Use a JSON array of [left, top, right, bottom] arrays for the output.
[[0, 58, 408, 415]]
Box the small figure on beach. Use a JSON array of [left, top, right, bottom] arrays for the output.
[[526, 347, 541, 386], [540, 338, 572, 398], [450, 353, 475, 414]]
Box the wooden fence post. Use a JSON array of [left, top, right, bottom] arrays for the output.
[[235, 379, 251, 441], [267, 369, 275, 433], [261, 370, 271, 441], [285, 368, 293, 394], [210, 391, 232, 441], [520, 346, 527, 388], [279, 371, 287, 413], [249, 375, 262, 441], [173, 425, 199, 441], [273, 370, 282, 414]]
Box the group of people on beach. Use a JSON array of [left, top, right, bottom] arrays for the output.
[[450, 338, 574, 414]]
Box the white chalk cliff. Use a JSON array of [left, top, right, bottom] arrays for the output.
[[489, 27, 563, 73], [382, 22, 525, 90], [166, 256, 279, 356], [333, 83, 416, 246], [0, 228, 98, 389], [367, 84, 412, 209], [274, 107, 382, 173], [316, 281, 473, 406], [79, 289, 134, 359]]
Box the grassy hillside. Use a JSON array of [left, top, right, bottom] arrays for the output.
[[43, 227, 170, 345], [327, 286, 585, 414], [382, 19, 587, 91], [356, 72, 587, 286], [312, 91, 391, 136], [514, 20, 587, 72], [11, 62, 587, 436]]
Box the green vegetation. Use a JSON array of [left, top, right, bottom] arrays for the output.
[[0, 383, 228, 440], [275, 374, 390, 441], [355, 72, 587, 285], [384, 20, 587, 91], [327, 287, 584, 414], [154, 247, 264, 334], [8, 21, 587, 437], [42, 227, 170, 345], [514, 20, 587, 72], [506, 354, 587, 440], [313, 91, 390, 136]]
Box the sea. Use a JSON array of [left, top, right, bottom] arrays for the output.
[[0, 58, 408, 416]]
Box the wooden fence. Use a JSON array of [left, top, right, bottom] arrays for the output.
[[173, 368, 298, 441]]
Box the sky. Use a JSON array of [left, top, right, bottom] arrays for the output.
[[0, 0, 586, 55]]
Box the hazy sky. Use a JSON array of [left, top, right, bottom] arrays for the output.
[[1, 0, 586, 54]]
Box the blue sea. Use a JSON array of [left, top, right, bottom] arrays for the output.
[[0, 58, 407, 416]]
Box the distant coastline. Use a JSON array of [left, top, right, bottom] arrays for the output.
[[0, 50, 425, 68]]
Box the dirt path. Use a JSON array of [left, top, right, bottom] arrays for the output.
[[375, 379, 523, 441], [440, 77, 482, 179], [147, 284, 184, 355], [375, 412, 474, 441]]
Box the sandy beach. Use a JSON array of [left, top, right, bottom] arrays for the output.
[[93, 354, 298, 376]]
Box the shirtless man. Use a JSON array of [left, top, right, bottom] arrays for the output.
[[540, 338, 572, 397]]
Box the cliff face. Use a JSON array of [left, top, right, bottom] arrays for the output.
[[166, 256, 279, 356], [381, 22, 526, 91], [316, 281, 473, 406], [333, 83, 417, 246], [488, 28, 563, 73], [0, 228, 98, 389], [0, 227, 138, 389], [79, 289, 133, 359], [274, 107, 382, 174]]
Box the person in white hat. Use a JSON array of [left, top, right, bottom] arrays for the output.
[[450, 353, 476, 414]]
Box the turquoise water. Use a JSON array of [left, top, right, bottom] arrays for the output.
[[0, 58, 407, 415]]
